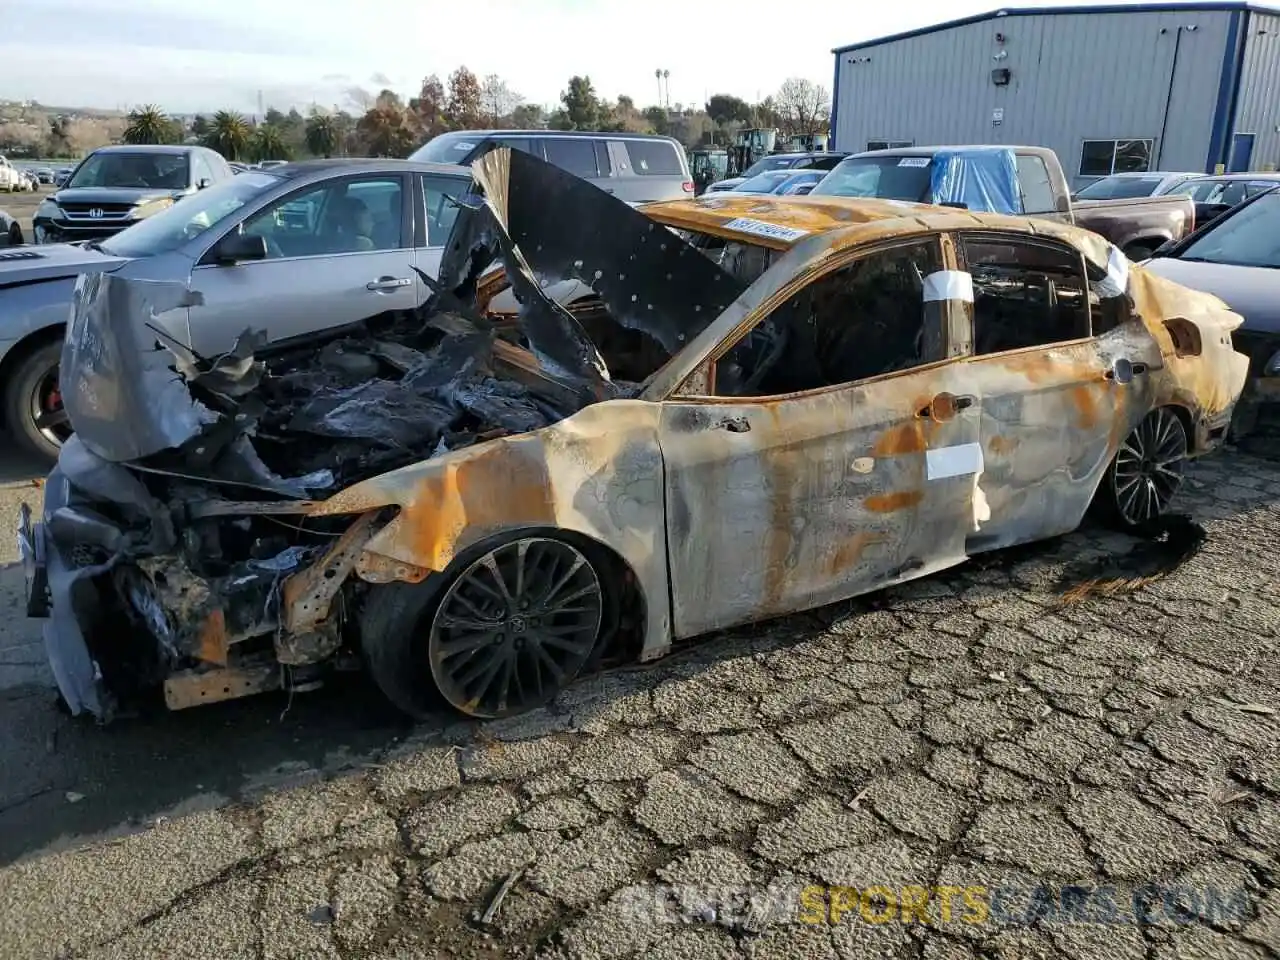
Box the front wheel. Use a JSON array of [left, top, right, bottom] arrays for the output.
[[1097, 407, 1188, 530], [3, 339, 69, 463], [6, 223, 21, 247], [362, 534, 609, 720]]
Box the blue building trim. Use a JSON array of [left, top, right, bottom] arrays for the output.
[[829, 54, 841, 151], [1207, 10, 1249, 171], [831, 2, 1280, 54]]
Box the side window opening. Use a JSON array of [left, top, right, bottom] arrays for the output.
[[962, 236, 1092, 354], [543, 138, 599, 179], [710, 240, 944, 398]]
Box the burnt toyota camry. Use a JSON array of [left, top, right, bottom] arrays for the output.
[[20, 147, 1251, 724]]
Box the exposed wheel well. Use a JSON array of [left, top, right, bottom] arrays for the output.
[[0, 325, 64, 429]]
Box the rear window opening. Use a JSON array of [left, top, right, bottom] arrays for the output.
[[625, 140, 684, 176]]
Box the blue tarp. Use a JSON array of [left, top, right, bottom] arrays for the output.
[[929, 148, 1020, 215]]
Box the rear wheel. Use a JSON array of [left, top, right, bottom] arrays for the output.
[[1098, 407, 1188, 530], [6, 223, 21, 246], [362, 533, 608, 720], [3, 339, 69, 463]]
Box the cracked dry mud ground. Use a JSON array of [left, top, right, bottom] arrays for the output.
[[2, 452, 1279, 960]]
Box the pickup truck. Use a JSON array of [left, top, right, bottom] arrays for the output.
[[0, 155, 29, 193], [810, 145, 1195, 261]]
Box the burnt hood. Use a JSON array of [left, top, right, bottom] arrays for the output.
[[57, 147, 747, 476]]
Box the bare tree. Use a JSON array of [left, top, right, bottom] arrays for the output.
[[480, 74, 523, 126], [774, 78, 830, 139]]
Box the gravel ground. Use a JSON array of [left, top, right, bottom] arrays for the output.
[[0, 448, 1277, 960]]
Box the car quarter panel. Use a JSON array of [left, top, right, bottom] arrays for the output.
[[300, 399, 673, 660]]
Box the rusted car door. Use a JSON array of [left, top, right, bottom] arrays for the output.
[[658, 236, 985, 640], [954, 231, 1161, 551]]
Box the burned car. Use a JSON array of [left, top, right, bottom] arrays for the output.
[[21, 147, 1250, 723]]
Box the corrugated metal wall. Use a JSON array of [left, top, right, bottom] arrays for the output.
[[833, 9, 1233, 185], [1234, 12, 1280, 170]]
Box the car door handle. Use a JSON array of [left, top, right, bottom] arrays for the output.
[[918, 394, 976, 420], [1106, 359, 1148, 382], [366, 277, 411, 292], [716, 416, 751, 433]]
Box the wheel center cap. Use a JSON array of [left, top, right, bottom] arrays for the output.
[[509, 616, 527, 635]]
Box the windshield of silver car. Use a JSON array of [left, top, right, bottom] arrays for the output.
[[67, 152, 190, 191], [99, 172, 279, 258]]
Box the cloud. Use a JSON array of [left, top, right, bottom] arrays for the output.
[[2, 0, 1076, 113]]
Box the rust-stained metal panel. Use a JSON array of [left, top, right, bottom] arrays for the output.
[[164, 663, 280, 710], [301, 399, 672, 659], [659, 362, 984, 638]]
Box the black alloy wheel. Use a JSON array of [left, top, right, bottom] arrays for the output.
[[427, 536, 604, 718], [1105, 407, 1188, 528]]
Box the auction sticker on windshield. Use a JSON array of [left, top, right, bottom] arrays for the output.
[[721, 218, 809, 243]]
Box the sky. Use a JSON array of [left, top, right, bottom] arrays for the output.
[[1, 0, 1166, 115]]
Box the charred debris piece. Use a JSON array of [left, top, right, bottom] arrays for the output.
[[40, 146, 748, 719]]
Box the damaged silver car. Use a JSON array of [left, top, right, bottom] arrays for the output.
[[21, 147, 1250, 723]]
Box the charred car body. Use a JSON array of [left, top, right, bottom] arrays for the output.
[[22, 148, 1250, 723]]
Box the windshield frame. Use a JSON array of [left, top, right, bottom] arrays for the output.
[[98, 171, 281, 259], [1166, 187, 1280, 269]]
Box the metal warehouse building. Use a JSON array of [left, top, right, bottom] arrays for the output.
[[829, 2, 1280, 186]]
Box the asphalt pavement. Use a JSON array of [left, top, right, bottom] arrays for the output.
[[0, 445, 1277, 960]]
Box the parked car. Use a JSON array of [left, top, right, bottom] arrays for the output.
[[32, 145, 234, 245], [21, 148, 1248, 723], [0, 158, 478, 461], [705, 151, 849, 193], [0, 155, 26, 192], [228, 162, 250, 175], [723, 169, 827, 196], [1155, 173, 1280, 231], [812, 145, 1195, 261], [34, 167, 55, 185], [0, 208, 22, 246], [1073, 171, 1200, 200], [411, 129, 694, 204], [1141, 186, 1280, 447], [53, 167, 73, 187]]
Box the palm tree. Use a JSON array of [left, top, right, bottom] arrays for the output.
[[123, 104, 173, 144], [203, 110, 252, 161], [305, 113, 340, 158], [253, 125, 291, 162]]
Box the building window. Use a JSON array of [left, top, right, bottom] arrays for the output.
[[867, 139, 913, 151], [1079, 139, 1153, 177]]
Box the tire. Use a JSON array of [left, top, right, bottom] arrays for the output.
[[1096, 407, 1189, 531], [361, 531, 611, 720], [2, 339, 68, 464], [7, 223, 23, 247]]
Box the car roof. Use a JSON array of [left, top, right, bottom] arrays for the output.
[[268, 158, 472, 179], [1100, 171, 1196, 178], [642, 193, 1105, 254], [763, 152, 848, 160], [90, 144, 198, 155], [1181, 172, 1280, 181], [430, 129, 681, 142]]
